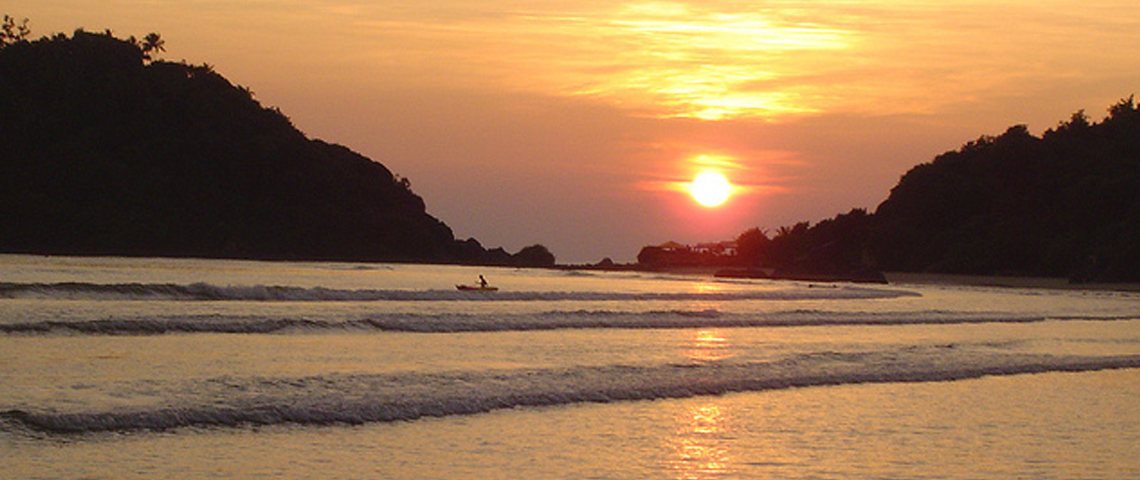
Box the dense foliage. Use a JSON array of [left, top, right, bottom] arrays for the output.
[[0, 29, 554, 265], [738, 209, 878, 279], [730, 100, 1140, 282], [871, 102, 1140, 281]]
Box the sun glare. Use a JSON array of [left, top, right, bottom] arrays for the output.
[[689, 171, 732, 207]]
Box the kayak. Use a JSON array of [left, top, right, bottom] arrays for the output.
[[456, 285, 498, 292]]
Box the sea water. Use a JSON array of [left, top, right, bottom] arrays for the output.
[[1, 254, 1138, 479]]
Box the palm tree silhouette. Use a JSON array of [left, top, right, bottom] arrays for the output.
[[141, 32, 164, 60]]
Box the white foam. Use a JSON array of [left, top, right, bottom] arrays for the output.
[[0, 281, 917, 302], [6, 347, 1138, 434], [4, 310, 1103, 335]]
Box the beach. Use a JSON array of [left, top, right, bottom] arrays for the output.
[[3, 254, 1139, 479]]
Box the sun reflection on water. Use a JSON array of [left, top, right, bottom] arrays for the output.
[[685, 329, 734, 363], [669, 403, 733, 479]]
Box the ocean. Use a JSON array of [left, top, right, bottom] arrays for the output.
[[2, 254, 1138, 479]]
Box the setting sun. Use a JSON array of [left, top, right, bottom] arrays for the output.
[[689, 171, 732, 207]]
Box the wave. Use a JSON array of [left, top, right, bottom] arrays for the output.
[[7, 310, 1134, 336], [4, 348, 1139, 434], [0, 281, 916, 302]]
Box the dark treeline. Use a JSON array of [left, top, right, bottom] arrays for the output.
[[728, 208, 882, 282], [717, 99, 1140, 283], [0, 27, 555, 266], [872, 102, 1140, 282]]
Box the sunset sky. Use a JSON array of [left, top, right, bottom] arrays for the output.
[[23, 1, 1140, 262]]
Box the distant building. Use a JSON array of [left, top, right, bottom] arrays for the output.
[[694, 241, 737, 257], [637, 240, 738, 268]]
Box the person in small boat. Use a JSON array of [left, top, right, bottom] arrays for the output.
[[479, 275, 488, 288]]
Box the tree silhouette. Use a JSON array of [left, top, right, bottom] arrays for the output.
[[0, 15, 30, 48], [0, 28, 542, 264], [734, 227, 770, 267], [869, 97, 1140, 281], [512, 244, 556, 267], [1108, 95, 1136, 119], [140, 32, 164, 60]]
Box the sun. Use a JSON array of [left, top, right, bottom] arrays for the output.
[[689, 171, 732, 207]]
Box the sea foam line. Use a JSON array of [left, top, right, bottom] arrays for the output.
[[4, 349, 1139, 434], [5, 310, 1127, 336], [0, 281, 915, 302]]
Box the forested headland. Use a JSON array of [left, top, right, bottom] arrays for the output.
[[642, 99, 1140, 283], [0, 25, 554, 266], [871, 105, 1140, 282]]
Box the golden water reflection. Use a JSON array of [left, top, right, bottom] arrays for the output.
[[668, 322, 742, 477], [669, 403, 732, 479], [685, 329, 734, 363]]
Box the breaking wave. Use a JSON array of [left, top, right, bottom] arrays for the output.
[[4, 348, 1138, 434], [6, 310, 1132, 336], [0, 281, 916, 302]]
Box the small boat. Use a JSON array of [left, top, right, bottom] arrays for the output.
[[456, 284, 498, 292]]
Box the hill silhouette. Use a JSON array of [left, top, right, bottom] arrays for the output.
[[0, 29, 554, 266], [708, 99, 1140, 283], [871, 103, 1140, 282]]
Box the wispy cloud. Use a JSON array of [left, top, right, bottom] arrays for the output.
[[338, 2, 853, 119], [331, 0, 1140, 121]]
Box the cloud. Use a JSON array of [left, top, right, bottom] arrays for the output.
[[334, 0, 1140, 122], [151, 0, 1138, 124]]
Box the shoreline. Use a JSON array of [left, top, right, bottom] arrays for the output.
[[882, 272, 1140, 292], [7, 253, 1139, 293], [560, 262, 1140, 293]]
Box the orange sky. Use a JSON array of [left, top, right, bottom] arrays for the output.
[[23, 1, 1140, 262]]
